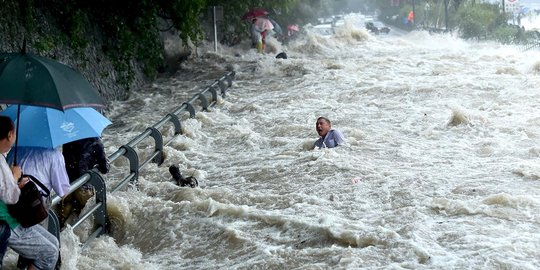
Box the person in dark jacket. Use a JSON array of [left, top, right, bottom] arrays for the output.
[[63, 137, 109, 180], [58, 137, 109, 227]]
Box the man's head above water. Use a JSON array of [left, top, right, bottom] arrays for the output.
[[316, 117, 331, 138]]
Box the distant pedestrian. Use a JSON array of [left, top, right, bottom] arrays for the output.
[[251, 17, 274, 53], [407, 10, 415, 27]]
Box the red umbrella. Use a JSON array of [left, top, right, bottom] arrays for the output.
[[242, 8, 269, 21]]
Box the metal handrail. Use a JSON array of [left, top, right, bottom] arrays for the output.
[[47, 71, 236, 247], [522, 41, 540, 51]]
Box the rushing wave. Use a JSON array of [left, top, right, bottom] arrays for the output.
[[5, 12, 540, 269]]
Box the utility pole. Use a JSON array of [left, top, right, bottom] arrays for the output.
[[424, 2, 431, 27], [209, 6, 223, 52], [444, 0, 449, 30], [412, 0, 416, 27], [213, 6, 218, 52]]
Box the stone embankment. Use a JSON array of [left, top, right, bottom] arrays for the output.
[[0, 8, 190, 106]]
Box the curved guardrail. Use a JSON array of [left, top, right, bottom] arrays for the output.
[[47, 71, 235, 248]]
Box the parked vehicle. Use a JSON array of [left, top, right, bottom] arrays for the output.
[[365, 21, 390, 34]]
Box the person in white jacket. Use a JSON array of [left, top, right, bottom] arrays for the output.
[[0, 116, 59, 270], [7, 147, 70, 199], [0, 115, 21, 267]]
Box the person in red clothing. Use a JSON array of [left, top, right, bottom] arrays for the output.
[[251, 17, 274, 53], [407, 10, 414, 25]]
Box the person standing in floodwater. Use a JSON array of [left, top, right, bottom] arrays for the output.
[[251, 17, 274, 53], [314, 117, 345, 149]]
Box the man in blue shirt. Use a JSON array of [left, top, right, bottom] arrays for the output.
[[7, 147, 70, 198], [314, 117, 345, 149]]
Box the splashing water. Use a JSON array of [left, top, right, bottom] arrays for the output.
[[5, 13, 539, 270]]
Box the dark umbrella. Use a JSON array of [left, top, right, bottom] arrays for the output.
[[0, 47, 105, 164], [241, 8, 269, 21], [0, 52, 105, 110]]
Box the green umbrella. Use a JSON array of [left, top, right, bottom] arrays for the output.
[[0, 52, 105, 110], [0, 49, 106, 165]]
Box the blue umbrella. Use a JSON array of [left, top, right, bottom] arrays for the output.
[[0, 105, 111, 148]]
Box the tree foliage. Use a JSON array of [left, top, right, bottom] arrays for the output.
[[22, 0, 330, 84], [363, 0, 526, 42], [456, 2, 506, 39], [47, 0, 208, 84], [10, 0, 347, 87]]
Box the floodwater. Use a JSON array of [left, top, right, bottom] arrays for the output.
[[6, 13, 540, 269]]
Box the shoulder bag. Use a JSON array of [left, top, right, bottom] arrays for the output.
[[8, 174, 50, 228]]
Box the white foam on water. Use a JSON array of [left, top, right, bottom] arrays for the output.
[[18, 12, 540, 269]]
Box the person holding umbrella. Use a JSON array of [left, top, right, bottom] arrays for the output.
[[243, 8, 273, 54], [1, 104, 112, 202], [0, 48, 106, 269], [251, 17, 274, 53], [0, 116, 59, 270], [0, 116, 22, 267]]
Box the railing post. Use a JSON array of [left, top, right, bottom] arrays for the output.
[[147, 127, 164, 165], [183, 102, 196, 118], [218, 80, 227, 97], [120, 144, 139, 185], [226, 71, 235, 87], [166, 113, 182, 135], [47, 210, 60, 240], [197, 93, 209, 111], [208, 86, 218, 105], [86, 170, 109, 236]]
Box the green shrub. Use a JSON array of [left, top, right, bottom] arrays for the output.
[[456, 3, 506, 40], [490, 25, 518, 44]]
